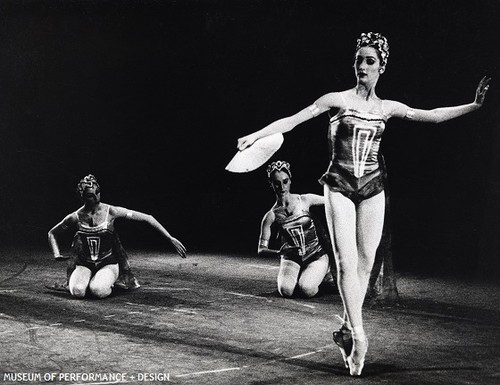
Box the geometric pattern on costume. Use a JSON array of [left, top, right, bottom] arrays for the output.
[[320, 92, 387, 203], [273, 196, 326, 266], [327, 94, 387, 178], [73, 204, 118, 273]]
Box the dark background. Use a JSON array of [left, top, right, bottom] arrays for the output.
[[0, 0, 499, 280]]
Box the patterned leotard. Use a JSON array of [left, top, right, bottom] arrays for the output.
[[273, 196, 325, 265], [320, 92, 388, 203], [73, 204, 118, 272]]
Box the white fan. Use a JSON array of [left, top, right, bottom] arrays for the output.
[[225, 133, 284, 173]]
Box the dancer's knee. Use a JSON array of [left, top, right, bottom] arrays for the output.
[[89, 283, 113, 299], [70, 284, 87, 298], [336, 259, 357, 279], [358, 263, 372, 280], [69, 266, 91, 298], [299, 282, 319, 298], [357, 251, 376, 277], [278, 281, 296, 297]]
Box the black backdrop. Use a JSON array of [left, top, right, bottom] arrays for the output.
[[0, 0, 499, 280]]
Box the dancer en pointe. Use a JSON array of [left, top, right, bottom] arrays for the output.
[[237, 32, 490, 375]]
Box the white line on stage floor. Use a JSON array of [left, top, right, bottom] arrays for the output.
[[142, 287, 192, 291], [226, 292, 269, 300], [0, 313, 16, 319], [288, 300, 316, 309], [173, 308, 198, 315], [285, 351, 319, 360], [246, 264, 279, 270], [174, 344, 333, 379], [176, 367, 241, 377]]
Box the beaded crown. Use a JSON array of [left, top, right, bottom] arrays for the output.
[[356, 32, 389, 66], [266, 161, 292, 179]]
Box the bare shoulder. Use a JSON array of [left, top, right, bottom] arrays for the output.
[[262, 208, 276, 224], [315, 91, 345, 109], [382, 99, 409, 119], [63, 211, 79, 224], [108, 204, 129, 218]]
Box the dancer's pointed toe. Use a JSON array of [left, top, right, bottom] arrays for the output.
[[347, 337, 368, 376]]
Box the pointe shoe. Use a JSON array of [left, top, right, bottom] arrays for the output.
[[332, 323, 353, 368], [347, 337, 368, 376]]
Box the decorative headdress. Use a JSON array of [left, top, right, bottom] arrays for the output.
[[266, 160, 292, 179], [76, 174, 100, 197], [356, 32, 389, 67]]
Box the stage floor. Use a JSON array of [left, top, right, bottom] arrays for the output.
[[1, 248, 499, 385]]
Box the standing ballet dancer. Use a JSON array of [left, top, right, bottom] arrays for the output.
[[237, 32, 490, 375]]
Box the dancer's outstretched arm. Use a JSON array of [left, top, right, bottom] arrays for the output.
[[237, 92, 344, 150], [387, 76, 490, 123], [111, 206, 187, 258]]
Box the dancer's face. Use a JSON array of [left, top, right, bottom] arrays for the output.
[[79, 179, 101, 204], [354, 46, 384, 84], [270, 171, 291, 197]]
